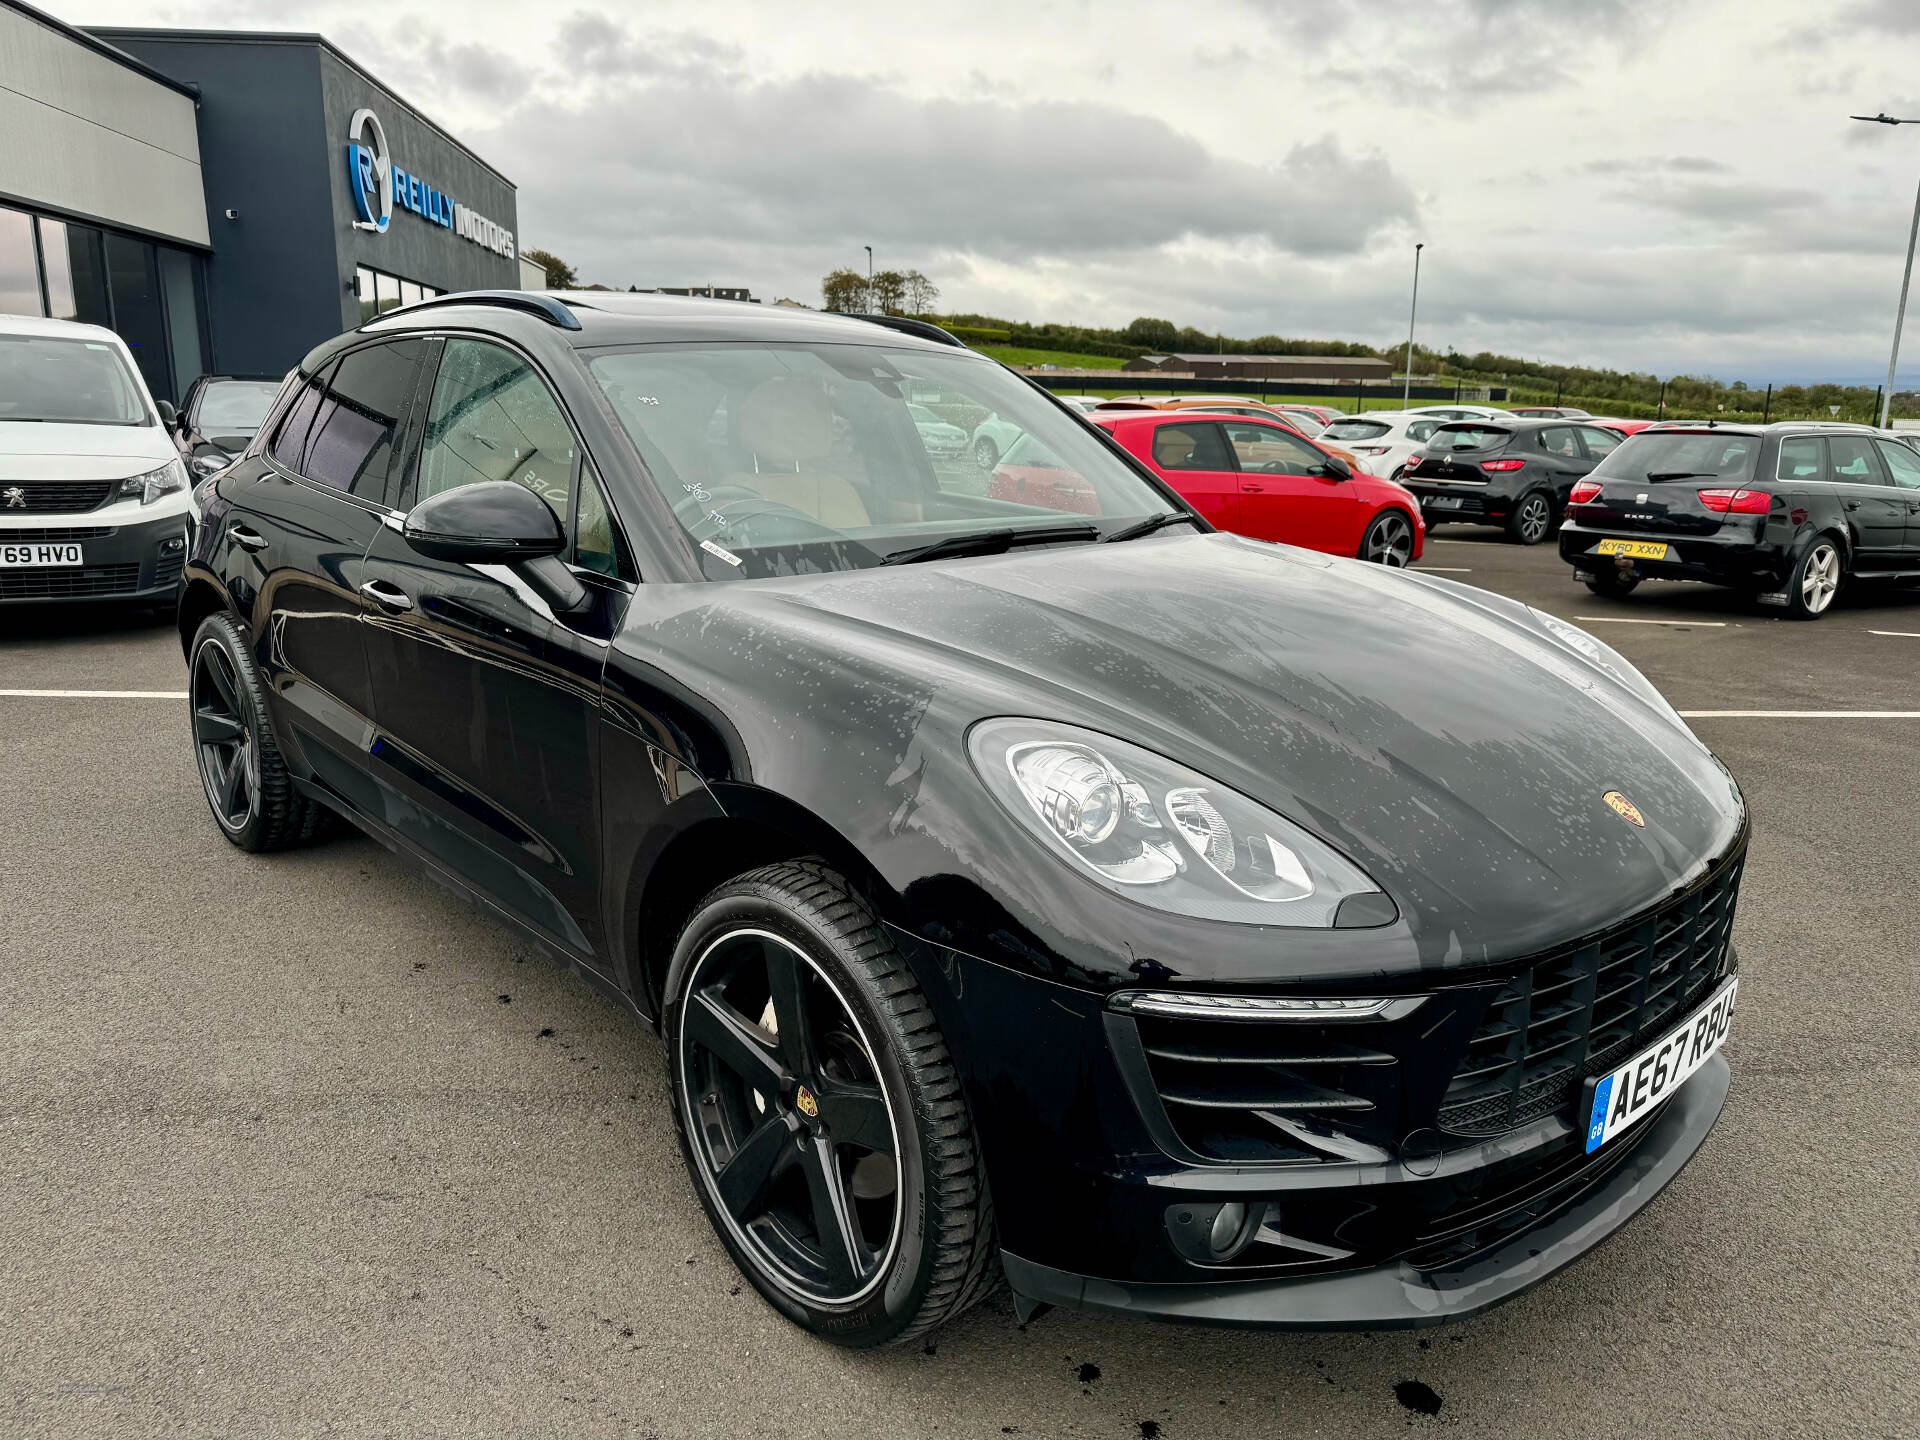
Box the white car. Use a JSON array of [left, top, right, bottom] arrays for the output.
[[1317, 411, 1448, 479], [1, 314, 193, 610], [908, 402, 970, 458], [973, 395, 1103, 468], [1404, 404, 1514, 423]]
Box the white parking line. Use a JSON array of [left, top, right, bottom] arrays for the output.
[[1679, 710, 1920, 718], [0, 689, 186, 699], [1572, 616, 1727, 627], [1416, 567, 1473, 573]]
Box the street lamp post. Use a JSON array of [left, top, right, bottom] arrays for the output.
[[864, 245, 874, 314], [1851, 113, 1920, 427], [1402, 243, 1424, 410]]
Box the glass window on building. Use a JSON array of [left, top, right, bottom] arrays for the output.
[[37, 219, 76, 321], [375, 271, 403, 314], [105, 233, 169, 401], [66, 226, 112, 329], [158, 248, 204, 399], [399, 280, 423, 308], [0, 206, 38, 316], [357, 266, 378, 324]]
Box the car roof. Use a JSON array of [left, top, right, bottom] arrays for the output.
[[0, 313, 126, 345]]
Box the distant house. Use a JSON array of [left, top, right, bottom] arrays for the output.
[[1123, 353, 1392, 382], [651, 285, 758, 303]]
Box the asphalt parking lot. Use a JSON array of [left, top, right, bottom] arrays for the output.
[[3, 532, 1916, 1440]]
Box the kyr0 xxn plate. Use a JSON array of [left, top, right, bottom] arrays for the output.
[[1583, 976, 1737, 1153]]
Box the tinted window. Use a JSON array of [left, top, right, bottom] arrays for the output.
[[1874, 438, 1920, 489], [1578, 426, 1620, 459], [574, 456, 630, 579], [302, 340, 430, 497], [1593, 432, 1758, 483], [1776, 437, 1823, 481], [418, 338, 576, 520], [1825, 435, 1886, 484], [1407, 420, 1438, 442], [1152, 422, 1232, 470], [194, 380, 282, 435], [1225, 422, 1325, 475], [269, 372, 328, 470], [1539, 426, 1582, 459], [1432, 424, 1511, 451], [1322, 419, 1391, 442]]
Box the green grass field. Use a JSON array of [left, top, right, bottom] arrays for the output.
[[972, 345, 1127, 370]]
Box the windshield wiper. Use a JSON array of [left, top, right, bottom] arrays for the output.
[[880, 523, 1100, 566], [1102, 511, 1201, 543], [1644, 471, 1718, 481]]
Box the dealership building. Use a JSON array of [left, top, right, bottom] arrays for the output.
[[0, 1, 540, 404]]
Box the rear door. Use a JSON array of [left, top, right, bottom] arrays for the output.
[[1223, 421, 1359, 551], [359, 335, 630, 961], [1822, 434, 1906, 569], [1141, 421, 1240, 529], [1872, 438, 1920, 560], [1536, 426, 1592, 501]]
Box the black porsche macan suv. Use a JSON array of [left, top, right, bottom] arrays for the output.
[[179, 292, 1746, 1344], [1561, 422, 1920, 619]]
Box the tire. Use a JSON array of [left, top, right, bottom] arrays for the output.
[[1785, 534, 1843, 620], [664, 861, 996, 1347], [1507, 490, 1555, 545], [188, 612, 336, 851], [1583, 569, 1641, 598], [1359, 509, 1415, 567], [972, 436, 999, 470]]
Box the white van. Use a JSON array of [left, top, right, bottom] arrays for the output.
[[0, 314, 192, 609]]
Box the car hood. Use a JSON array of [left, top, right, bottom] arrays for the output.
[[629, 533, 1742, 967], [0, 421, 175, 480]]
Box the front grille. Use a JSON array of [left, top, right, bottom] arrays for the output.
[[0, 526, 115, 543], [1439, 849, 1743, 1137], [1131, 1014, 1400, 1163], [1, 482, 117, 513], [0, 563, 142, 599]]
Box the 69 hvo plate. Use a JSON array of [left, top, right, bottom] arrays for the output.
[[1583, 976, 1737, 1154]]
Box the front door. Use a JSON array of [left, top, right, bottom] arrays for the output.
[[1223, 421, 1358, 551], [1824, 435, 1907, 569], [359, 335, 625, 961]]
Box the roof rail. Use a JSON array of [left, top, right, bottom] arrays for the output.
[[374, 290, 582, 331], [853, 314, 967, 348]]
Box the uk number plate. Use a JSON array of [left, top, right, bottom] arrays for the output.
[[0, 541, 84, 568], [1426, 496, 1464, 509], [1594, 538, 1670, 561], [1583, 976, 1737, 1153]]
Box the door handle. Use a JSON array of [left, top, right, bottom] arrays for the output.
[[359, 579, 415, 614], [227, 523, 268, 552], [1243, 483, 1265, 493], [1843, 500, 1861, 511]]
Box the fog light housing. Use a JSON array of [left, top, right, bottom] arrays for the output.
[[160, 535, 185, 553], [1165, 1201, 1265, 1263]]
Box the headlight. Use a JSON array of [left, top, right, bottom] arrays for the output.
[[967, 718, 1392, 927], [119, 459, 188, 505], [190, 453, 231, 478], [1527, 607, 1700, 742]]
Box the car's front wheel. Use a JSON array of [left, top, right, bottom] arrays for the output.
[[664, 861, 997, 1347], [972, 436, 999, 470]]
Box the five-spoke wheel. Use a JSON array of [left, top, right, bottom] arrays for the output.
[[1360, 510, 1415, 566], [192, 635, 259, 834]]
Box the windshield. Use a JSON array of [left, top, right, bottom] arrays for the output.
[[1323, 419, 1390, 442], [1592, 432, 1758, 483], [0, 335, 149, 425], [587, 342, 1174, 579], [196, 380, 281, 433]]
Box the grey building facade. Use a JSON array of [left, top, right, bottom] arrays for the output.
[[1, 3, 522, 402]]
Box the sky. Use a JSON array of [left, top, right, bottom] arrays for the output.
[[58, 0, 1920, 384]]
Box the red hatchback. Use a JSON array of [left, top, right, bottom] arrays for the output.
[[1081, 410, 1426, 565]]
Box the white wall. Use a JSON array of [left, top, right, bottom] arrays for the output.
[[518, 255, 547, 291], [0, 7, 208, 247]]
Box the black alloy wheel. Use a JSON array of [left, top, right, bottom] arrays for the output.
[[973, 436, 1000, 470], [1509, 491, 1554, 545], [666, 862, 997, 1346], [188, 612, 337, 851], [1360, 509, 1415, 566]]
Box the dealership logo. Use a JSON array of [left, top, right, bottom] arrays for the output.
[[344, 109, 517, 259], [1602, 790, 1646, 827], [346, 109, 392, 233]]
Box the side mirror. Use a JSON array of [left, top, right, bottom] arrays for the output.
[[402, 480, 589, 615], [157, 400, 178, 428], [1319, 455, 1353, 481]]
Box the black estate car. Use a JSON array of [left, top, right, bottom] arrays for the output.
[[1561, 422, 1920, 619], [179, 292, 1746, 1344], [1402, 418, 1621, 543]]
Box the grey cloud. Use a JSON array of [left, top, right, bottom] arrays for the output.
[[554, 12, 744, 79], [1580, 156, 1734, 177]]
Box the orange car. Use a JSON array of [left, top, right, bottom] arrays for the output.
[[1091, 398, 1367, 472]]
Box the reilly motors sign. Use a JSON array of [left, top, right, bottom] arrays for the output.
[[346, 109, 516, 259]]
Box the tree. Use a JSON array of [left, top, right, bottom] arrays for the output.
[[1124, 316, 1178, 349], [521, 247, 577, 289], [902, 269, 939, 315], [821, 268, 867, 312], [870, 270, 909, 315]]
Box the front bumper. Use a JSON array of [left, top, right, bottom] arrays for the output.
[[0, 505, 191, 604], [1002, 1055, 1727, 1329]]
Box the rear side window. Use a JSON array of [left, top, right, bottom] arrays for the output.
[[1151, 422, 1231, 471], [268, 371, 328, 471], [1407, 420, 1438, 442], [1578, 426, 1620, 459], [301, 339, 431, 498], [1433, 425, 1510, 451], [1825, 435, 1887, 484], [1539, 427, 1582, 458], [1776, 437, 1823, 480], [1874, 438, 1920, 489]]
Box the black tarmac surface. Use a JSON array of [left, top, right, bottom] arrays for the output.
[[2, 531, 1914, 1438]]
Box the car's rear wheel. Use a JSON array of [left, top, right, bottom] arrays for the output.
[[972, 436, 999, 470], [1508, 491, 1554, 545], [188, 612, 335, 851], [1786, 536, 1843, 620], [664, 861, 996, 1347], [1360, 509, 1415, 566]]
